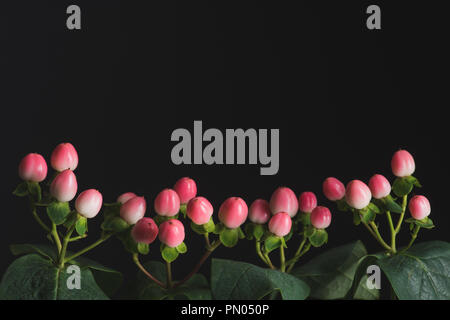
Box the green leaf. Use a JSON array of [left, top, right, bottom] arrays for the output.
[[46, 201, 71, 225], [219, 228, 239, 248], [134, 261, 212, 300], [75, 216, 88, 236], [378, 241, 450, 299], [13, 182, 29, 197], [359, 208, 376, 224], [353, 211, 361, 225], [0, 254, 109, 300], [176, 242, 187, 254], [211, 259, 310, 300], [137, 243, 149, 255], [10, 243, 58, 261], [291, 241, 379, 300], [368, 202, 381, 214], [264, 235, 282, 253], [308, 229, 328, 247], [161, 245, 179, 263], [101, 216, 129, 233], [405, 217, 435, 229], [383, 195, 403, 214], [392, 177, 414, 197], [27, 182, 42, 202]]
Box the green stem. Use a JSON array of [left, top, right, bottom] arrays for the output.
[[263, 252, 276, 270], [369, 221, 392, 252], [256, 241, 270, 267], [395, 195, 408, 234], [386, 211, 396, 253], [286, 243, 311, 273], [280, 245, 286, 272], [166, 261, 173, 289], [59, 224, 76, 267], [31, 207, 50, 232], [204, 233, 211, 249], [63, 234, 112, 263], [132, 254, 166, 288], [400, 225, 420, 253], [51, 223, 62, 254], [69, 234, 87, 242], [174, 240, 221, 288]]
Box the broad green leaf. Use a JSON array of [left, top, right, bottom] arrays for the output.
[[378, 241, 450, 300], [135, 261, 211, 300], [211, 258, 310, 300], [47, 201, 71, 225], [10, 243, 58, 261], [292, 241, 379, 300], [0, 254, 109, 300]]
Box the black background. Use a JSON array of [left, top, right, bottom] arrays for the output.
[[1, 1, 449, 298]]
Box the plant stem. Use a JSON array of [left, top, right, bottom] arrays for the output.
[[204, 233, 211, 249], [286, 243, 311, 273], [369, 221, 392, 252], [166, 261, 173, 289], [69, 234, 87, 242], [59, 224, 75, 267], [400, 225, 420, 253], [31, 207, 50, 232], [395, 195, 408, 234], [63, 234, 112, 263], [132, 254, 166, 288], [263, 252, 276, 270], [280, 245, 286, 272], [174, 240, 221, 288], [51, 223, 62, 254], [385, 211, 396, 253], [255, 241, 270, 267]]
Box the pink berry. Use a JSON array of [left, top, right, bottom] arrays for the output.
[[269, 187, 299, 217], [368, 174, 391, 199], [75, 189, 103, 218], [51, 143, 78, 172], [298, 192, 317, 213], [131, 218, 159, 244], [323, 177, 345, 201], [158, 219, 185, 248], [409, 195, 431, 220], [18, 153, 48, 182], [310, 206, 332, 229], [120, 196, 146, 224], [154, 189, 181, 217], [50, 169, 78, 202], [391, 150, 415, 177], [345, 180, 372, 210], [248, 199, 270, 224], [186, 196, 213, 225], [268, 212, 292, 237], [218, 197, 248, 229], [174, 177, 197, 204], [117, 192, 137, 204]]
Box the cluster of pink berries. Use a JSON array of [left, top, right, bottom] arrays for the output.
[[322, 150, 431, 221]]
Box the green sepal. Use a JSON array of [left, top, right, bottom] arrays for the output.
[[190, 217, 215, 235], [75, 216, 88, 236], [213, 222, 225, 235], [297, 212, 311, 226], [381, 195, 403, 214], [27, 182, 42, 202], [336, 198, 350, 212], [353, 211, 361, 226], [237, 227, 245, 239], [367, 202, 381, 214], [161, 244, 179, 263], [101, 217, 129, 233], [46, 201, 71, 225], [219, 228, 239, 248], [263, 235, 282, 254], [309, 229, 328, 247], [405, 175, 422, 188], [304, 224, 316, 238], [176, 242, 187, 254], [154, 215, 178, 226], [13, 182, 29, 197], [359, 207, 376, 224], [179, 203, 187, 218], [137, 243, 149, 255], [392, 177, 414, 197], [63, 211, 78, 229], [102, 203, 121, 219], [405, 217, 435, 229]]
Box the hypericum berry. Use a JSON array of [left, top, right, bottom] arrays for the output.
[[75, 189, 103, 218], [131, 217, 159, 244], [269, 187, 299, 217], [154, 189, 180, 217], [174, 177, 197, 204], [248, 199, 270, 224], [310, 206, 332, 229], [158, 219, 185, 248], [298, 192, 317, 213], [117, 192, 137, 204], [50, 169, 78, 202], [391, 150, 415, 177], [409, 195, 431, 220], [120, 196, 146, 224], [51, 142, 79, 172], [323, 177, 345, 201], [268, 212, 292, 237], [218, 197, 248, 229], [18, 153, 48, 182], [345, 180, 372, 210], [186, 196, 213, 225], [368, 174, 391, 199]]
